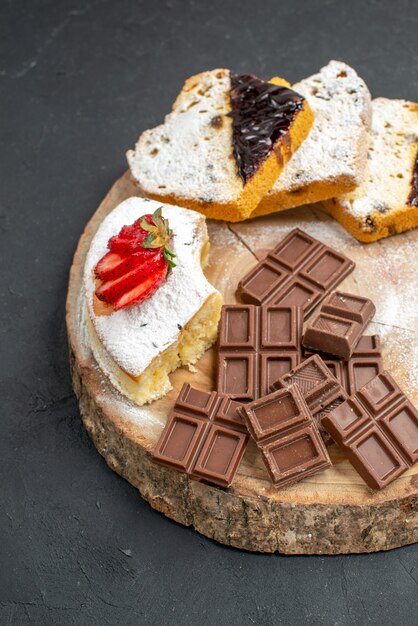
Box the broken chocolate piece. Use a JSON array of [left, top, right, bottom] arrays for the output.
[[270, 354, 348, 444], [321, 371, 418, 489], [152, 384, 248, 487], [237, 229, 355, 317], [303, 291, 376, 359], [238, 384, 331, 489], [303, 334, 384, 395]]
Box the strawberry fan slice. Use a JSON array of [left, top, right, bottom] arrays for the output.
[[94, 206, 176, 310]]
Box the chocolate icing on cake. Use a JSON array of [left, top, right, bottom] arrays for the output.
[[229, 73, 305, 183]]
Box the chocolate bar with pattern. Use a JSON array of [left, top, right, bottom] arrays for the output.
[[303, 291, 376, 359], [238, 384, 331, 489], [270, 354, 348, 444], [236, 228, 355, 317], [321, 372, 418, 489], [217, 304, 303, 402], [152, 384, 248, 487], [303, 335, 383, 396]]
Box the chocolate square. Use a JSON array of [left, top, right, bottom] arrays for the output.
[[152, 384, 249, 487], [243, 387, 306, 442], [321, 371, 418, 489], [302, 334, 383, 395], [350, 425, 407, 489], [260, 424, 330, 488], [270, 354, 348, 444], [237, 228, 355, 316], [217, 304, 302, 402], [238, 384, 331, 489], [303, 291, 376, 359]]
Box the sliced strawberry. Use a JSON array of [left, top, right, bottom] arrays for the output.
[[113, 264, 168, 310], [95, 254, 165, 304], [108, 216, 154, 253], [93, 207, 176, 311], [95, 250, 155, 281], [95, 251, 128, 281]]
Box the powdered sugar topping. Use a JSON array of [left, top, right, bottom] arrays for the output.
[[337, 97, 418, 222], [84, 197, 219, 376], [270, 60, 372, 192], [127, 69, 243, 204]]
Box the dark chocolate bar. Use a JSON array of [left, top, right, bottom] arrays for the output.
[[152, 384, 248, 487], [321, 371, 418, 489], [217, 304, 303, 402], [238, 384, 331, 489], [303, 291, 376, 359], [236, 228, 355, 317], [303, 335, 383, 396], [270, 354, 348, 444]]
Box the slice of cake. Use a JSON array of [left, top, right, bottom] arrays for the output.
[[127, 69, 314, 222], [253, 61, 372, 216], [325, 98, 418, 242], [83, 197, 222, 405]]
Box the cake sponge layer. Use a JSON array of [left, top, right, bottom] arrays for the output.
[[325, 98, 418, 242], [84, 197, 222, 404]]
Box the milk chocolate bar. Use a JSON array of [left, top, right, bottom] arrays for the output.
[[217, 304, 303, 402], [270, 355, 348, 444], [321, 372, 418, 489], [152, 384, 248, 487], [238, 384, 331, 489], [303, 291, 376, 359], [236, 228, 355, 316], [303, 335, 383, 396]]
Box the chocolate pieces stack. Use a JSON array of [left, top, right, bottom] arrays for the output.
[[238, 385, 331, 489], [153, 227, 417, 493], [303, 334, 383, 396], [303, 291, 376, 359], [270, 355, 348, 445]]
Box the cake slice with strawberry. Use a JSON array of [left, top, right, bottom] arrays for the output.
[[83, 197, 222, 405]]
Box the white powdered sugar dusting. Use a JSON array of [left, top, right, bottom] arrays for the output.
[[127, 69, 243, 204], [84, 197, 219, 376], [269, 60, 372, 193], [337, 98, 418, 221], [233, 206, 356, 251]]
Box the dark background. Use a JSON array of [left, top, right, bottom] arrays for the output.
[[1, 0, 417, 624]]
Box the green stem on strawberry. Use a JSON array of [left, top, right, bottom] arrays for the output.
[[163, 246, 176, 269]]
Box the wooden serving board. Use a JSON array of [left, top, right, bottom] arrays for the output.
[[66, 171, 418, 554]]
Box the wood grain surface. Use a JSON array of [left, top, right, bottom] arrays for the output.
[[66, 171, 418, 554]]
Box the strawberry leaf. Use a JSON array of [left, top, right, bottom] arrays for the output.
[[152, 206, 163, 226], [142, 233, 156, 248], [139, 217, 155, 233]]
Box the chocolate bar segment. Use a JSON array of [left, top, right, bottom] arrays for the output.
[[270, 355, 348, 444], [303, 334, 383, 395], [152, 384, 248, 487], [321, 372, 418, 489], [238, 384, 331, 489], [217, 304, 302, 402], [303, 291, 376, 359], [237, 228, 355, 316]]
